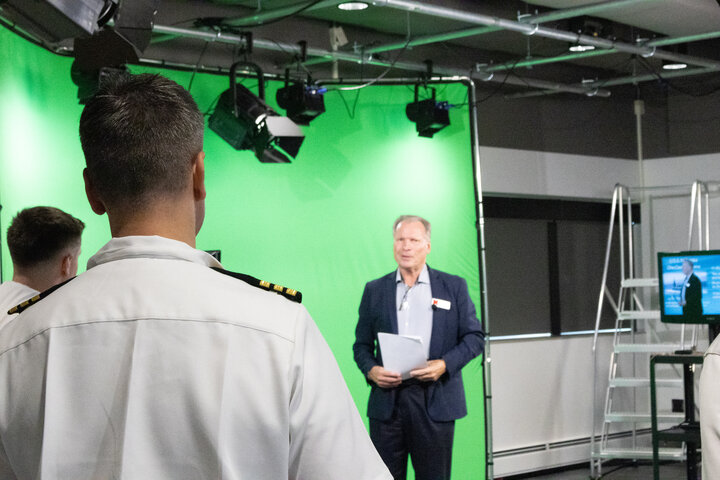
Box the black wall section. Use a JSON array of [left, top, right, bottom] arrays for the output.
[[472, 83, 720, 160]]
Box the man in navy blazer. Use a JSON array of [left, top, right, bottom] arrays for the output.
[[353, 215, 484, 480]]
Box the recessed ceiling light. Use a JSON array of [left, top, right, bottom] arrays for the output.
[[338, 2, 369, 11], [662, 62, 687, 70], [569, 44, 596, 52]]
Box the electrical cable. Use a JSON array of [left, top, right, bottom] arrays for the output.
[[636, 56, 720, 97], [267, 38, 315, 78], [472, 58, 524, 104], [334, 88, 361, 119], [326, 37, 414, 117], [333, 37, 413, 92], [193, 0, 326, 30], [188, 41, 210, 93]]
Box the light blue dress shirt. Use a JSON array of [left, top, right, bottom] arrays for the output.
[[396, 264, 433, 359]]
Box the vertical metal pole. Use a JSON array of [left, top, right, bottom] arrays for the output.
[[697, 182, 703, 250], [688, 182, 698, 250], [591, 185, 620, 479], [618, 187, 627, 317], [463, 77, 493, 480], [627, 192, 635, 281], [704, 183, 710, 249], [634, 99, 645, 191]]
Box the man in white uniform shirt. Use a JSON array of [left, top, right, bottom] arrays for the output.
[[0, 74, 390, 480], [0, 206, 84, 329]]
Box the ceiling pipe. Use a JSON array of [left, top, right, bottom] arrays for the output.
[[153, 24, 369, 64], [586, 66, 718, 88], [151, 23, 610, 96], [483, 48, 615, 72], [365, 0, 658, 55], [221, 0, 345, 27], [153, 24, 251, 46], [647, 31, 720, 47], [365, 26, 500, 55], [504, 66, 717, 99], [370, 0, 720, 70], [520, 0, 659, 24], [477, 29, 720, 74]]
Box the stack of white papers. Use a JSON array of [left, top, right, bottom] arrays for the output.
[[378, 333, 428, 380]]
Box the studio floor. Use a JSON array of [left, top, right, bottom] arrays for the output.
[[501, 460, 695, 479]]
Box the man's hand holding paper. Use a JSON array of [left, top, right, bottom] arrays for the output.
[[377, 332, 428, 381]]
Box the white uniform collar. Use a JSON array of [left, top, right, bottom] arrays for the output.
[[87, 235, 223, 270]]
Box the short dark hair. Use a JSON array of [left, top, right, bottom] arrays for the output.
[[79, 73, 204, 209], [7, 207, 85, 268]]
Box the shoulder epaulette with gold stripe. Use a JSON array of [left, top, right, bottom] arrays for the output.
[[211, 267, 302, 303], [7, 276, 76, 315]]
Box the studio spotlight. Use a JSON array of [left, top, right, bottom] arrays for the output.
[[70, 0, 160, 104], [209, 62, 305, 163], [0, 0, 116, 43], [405, 85, 451, 138], [71, 62, 129, 104], [276, 81, 327, 125]]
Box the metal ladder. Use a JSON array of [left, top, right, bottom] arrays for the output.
[[590, 182, 711, 478]]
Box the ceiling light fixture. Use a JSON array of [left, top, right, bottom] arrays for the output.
[[569, 44, 596, 52], [662, 60, 688, 70], [337, 2, 369, 11], [209, 62, 304, 163], [568, 16, 605, 54], [405, 85, 451, 138], [71, 64, 129, 104], [662, 44, 689, 70]]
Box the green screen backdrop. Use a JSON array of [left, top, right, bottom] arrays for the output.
[[0, 27, 486, 479]]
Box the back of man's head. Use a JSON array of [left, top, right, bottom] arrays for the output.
[[79, 74, 204, 212], [7, 207, 85, 290]]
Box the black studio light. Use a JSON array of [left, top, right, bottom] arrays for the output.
[[71, 64, 129, 104], [209, 62, 304, 163], [0, 0, 116, 43], [66, 0, 160, 104], [276, 81, 326, 125], [405, 85, 451, 138]]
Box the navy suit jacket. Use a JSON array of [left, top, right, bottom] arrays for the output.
[[683, 273, 703, 320], [353, 266, 485, 422]]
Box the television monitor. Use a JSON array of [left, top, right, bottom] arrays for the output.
[[658, 250, 720, 324]]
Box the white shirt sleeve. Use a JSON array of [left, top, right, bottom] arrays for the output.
[[701, 351, 720, 479], [288, 306, 391, 480]]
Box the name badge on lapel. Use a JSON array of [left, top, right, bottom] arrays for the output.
[[432, 298, 451, 310]]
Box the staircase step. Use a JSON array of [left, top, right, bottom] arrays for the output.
[[605, 412, 684, 423], [618, 310, 661, 320], [593, 447, 685, 461], [614, 343, 683, 353], [621, 278, 659, 288], [610, 377, 683, 388]]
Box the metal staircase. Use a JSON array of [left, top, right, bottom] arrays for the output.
[[590, 182, 712, 478]]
